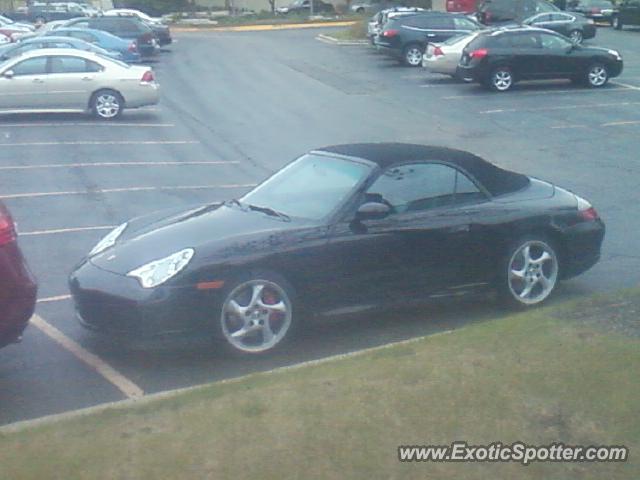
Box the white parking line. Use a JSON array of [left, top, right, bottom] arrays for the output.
[[37, 295, 72, 304], [602, 119, 640, 127], [443, 85, 633, 100], [31, 314, 144, 399], [0, 140, 199, 147], [0, 123, 174, 128], [550, 124, 587, 129], [21, 225, 115, 236], [610, 81, 640, 91], [0, 184, 256, 200], [479, 101, 640, 114], [0, 161, 240, 171]]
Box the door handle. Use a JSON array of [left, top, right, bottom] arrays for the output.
[[32, 78, 44, 83], [447, 224, 470, 233], [426, 33, 436, 37]]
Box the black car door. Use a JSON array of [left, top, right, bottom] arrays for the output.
[[508, 31, 546, 79], [537, 32, 576, 76], [621, 0, 640, 24], [326, 162, 484, 305]]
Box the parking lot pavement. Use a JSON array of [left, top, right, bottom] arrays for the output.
[[2, 25, 640, 426]]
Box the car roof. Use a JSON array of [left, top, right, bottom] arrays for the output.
[[9, 47, 100, 60], [315, 143, 530, 196]]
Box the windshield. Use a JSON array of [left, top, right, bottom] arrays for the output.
[[240, 154, 372, 220]]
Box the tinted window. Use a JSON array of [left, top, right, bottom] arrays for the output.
[[11, 57, 47, 76], [69, 20, 90, 28], [455, 171, 485, 204], [510, 32, 541, 48], [453, 17, 479, 29], [425, 16, 455, 29], [70, 31, 96, 42], [532, 13, 553, 22], [539, 33, 571, 49], [49, 56, 92, 74], [8, 44, 37, 57], [366, 163, 457, 214]]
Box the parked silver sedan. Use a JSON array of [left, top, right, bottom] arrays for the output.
[[422, 32, 480, 77], [0, 48, 159, 119]]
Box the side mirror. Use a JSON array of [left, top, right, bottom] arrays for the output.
[[3, 70, 14, 78], [355, 201, 391, 221]]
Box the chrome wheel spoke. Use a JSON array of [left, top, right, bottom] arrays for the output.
[[531, 250, 551, 265], [519, 283, 534, 299], [228, 299, 247, 317], [538, 273, 551, 290], [510, 268, 526, 280], [508, 240, 558, 305], [261, 320, 275, 344], [248, 284, 264, 309], [258, 299, 286, 313]]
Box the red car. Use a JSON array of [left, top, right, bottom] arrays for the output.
[[447, 0, 478, 13], [0, 201, 37, 348]]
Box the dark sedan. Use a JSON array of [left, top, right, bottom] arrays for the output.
[[0, 201, 37, 348], [522, 11, 596, 44], [568, 0, 615, 22], [457, 27, 622, 90], [375, 12, 482, 66], [69, 144, 604, 355]]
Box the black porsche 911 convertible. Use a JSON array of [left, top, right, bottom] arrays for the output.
[[69, 144, 604, 354]]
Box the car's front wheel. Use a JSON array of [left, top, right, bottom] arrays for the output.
[[91, 89, 124, 120], [403, 44, 424, 67], [586, 63, 609, 88], [500, 236, 560, 307], [218, 273, 296, 354], [569, 29, 583, 45], [488, 67, 513, 92]]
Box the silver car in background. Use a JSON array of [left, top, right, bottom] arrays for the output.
[[0, 48, 159, 119], [422, 32, 480, 77]]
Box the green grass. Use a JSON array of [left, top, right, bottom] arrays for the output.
[[1, 290, 639, 479], [330, 19, 368, 40]]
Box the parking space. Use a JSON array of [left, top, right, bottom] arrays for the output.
[[2, 24, 640, 426]]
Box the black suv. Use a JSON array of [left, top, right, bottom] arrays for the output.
[[375, 12, 482, 66], [477, 0, 560, 24], [457, 27, 623, 91], [611, 0, 640, 29], [64, 16, 157, 56]]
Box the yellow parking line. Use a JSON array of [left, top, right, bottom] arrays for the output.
[[31, 314, 144, 399], [0, 140, 199, 147], [0, 184, 255, 200], [21, 225, 115, 236], [0, 161, 239, 171], [37, 295, 72, 303]]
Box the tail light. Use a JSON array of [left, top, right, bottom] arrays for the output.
[[382, 29, 398, 38], [470, 48, 488, 59], [141, 70, 154, 83], [576, 196, 599, 221], [128, 41, 138, 52], [141, 32, 153, 43], [0, 203, 17, 246], [433, 46, 444, 56]]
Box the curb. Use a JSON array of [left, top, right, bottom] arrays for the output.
[[316, 33, 368, 45], [173, 20, 357, 33]]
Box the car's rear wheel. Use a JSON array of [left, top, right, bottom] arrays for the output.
[[500, 237, 559, 307], [91, 89, 124, 120], [488, 67, 513, 92], [586, 63, 609, 87], [218, 273, 296, 354], [612, 15, 622, 29], [403, 44, 424, 67], [569, 29, 583, 45]]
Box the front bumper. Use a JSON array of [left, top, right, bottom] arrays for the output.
[[69, 259, 223, 338]]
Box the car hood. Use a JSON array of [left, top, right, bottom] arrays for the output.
[[90, 203, 310, 274]]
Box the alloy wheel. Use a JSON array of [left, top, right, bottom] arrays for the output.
[[587, 65, 608, 87], [95, 94, 121, 119], [569, 30, 583, 45], [507, 240, 558, 305], [405, 46, 423, 67], [221, 280, 293, 353], [492, 69, 512, 91]]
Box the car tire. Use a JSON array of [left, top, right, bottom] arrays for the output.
[[488, 66, 513, 92], [612, 15, 622, 30], [499, 235, 560, 308], [356, 7, 364, 13], [403, 44, 424, 67], [586, 63, 609, 88], [91, 89, 124, 120], [216, 271, 299, 355], [569, 29, 583, 45]]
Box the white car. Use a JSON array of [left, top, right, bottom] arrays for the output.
[[104, 8, 165, 25], [0, 49, 159, 119], [422, 32, 480, 76]]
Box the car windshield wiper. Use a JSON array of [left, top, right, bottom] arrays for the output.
[[246, 204, 291, 222]]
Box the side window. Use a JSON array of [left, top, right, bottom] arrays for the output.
[[366, 163, 457, 215], [539, 33, 571, 49], [49, 56, 90, 74], [425, 16, 455, 29], [532, 13, 552, 22], [11, 57, 48, 76], [453, 17, 479, 29], [454, 171, 485, 205], [510, 33, 541, 48], [86, 60, 103, 73], [72, 20, 90, 28]]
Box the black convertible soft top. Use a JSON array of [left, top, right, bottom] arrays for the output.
[[316, 143, 530, 197]]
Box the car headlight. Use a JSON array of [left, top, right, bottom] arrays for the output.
[[89, 222, 127, 256], [127, 248, 194, 289], [608, 49, 622, 60]]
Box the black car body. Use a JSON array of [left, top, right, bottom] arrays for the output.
[[105, 11, 172, 46], [478, 0, 560, 24], [611, 0, 640, 29], [375, 12, 482, 66], [6, 3, 86, 23], [457, 27, 622, 90], [568, 0, 615, 21], [522, 11, 596, 44], [64, 16, 157, 56], [70, 144, 604, 354]]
